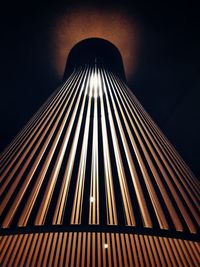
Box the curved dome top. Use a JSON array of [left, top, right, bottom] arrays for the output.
[[63, 38, 126, 81]]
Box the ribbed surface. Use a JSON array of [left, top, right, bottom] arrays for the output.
[[0, 232, 199, 267], [0, 66, 199, 234]]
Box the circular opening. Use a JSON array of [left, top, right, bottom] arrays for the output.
[[63, 38, 126, 81]]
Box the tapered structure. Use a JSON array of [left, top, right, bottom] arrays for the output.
[[0, 38, 199, 266]]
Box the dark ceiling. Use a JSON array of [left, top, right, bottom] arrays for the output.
[[0, 1, 200, 179]]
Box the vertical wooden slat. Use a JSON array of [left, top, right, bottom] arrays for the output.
[[111, 233, 118, 267], [92, 232, 96, 267], [99, 73, 118, 225], [184, 240, 199, 266], [70, 232, 77, 267], [76, 232, 82, 267], [189, 241, 200, 263], [86, 232, 91, 267], [130, 234, 140, 267], [97, 232, 102, 267], [178, 239, 194, 267], [43, 232, 53, 266], [153, 236, 166, 267], [139, 235, 150, 267], [158, 236, 172, 267], [120, 233, 128, 267], [114, 74, 183, 231], [81, 232, 86, 267], [0, 232, 199, 267], [125, 234, 134, 267], [2, 235, 18, 266], [33, 69, 86, 226], [120, 76, 200, 227], [65, 232, 72, 267], [48, 232, 58, 266], [102, 232, 107, 267], [106, 233, 112, 267], [54, 232, 62, 266], [109, 72, 152, 228], [144, 235, 157, 267], [6, 234, 23, 266], [26, 233, 39, 266], [148, 235, 161, 267], [53, 69, 90, 225], [60, 232, 67, 267], [31, 233, 43, 267], [89, 78, 100, 224], [135, 234, 145, 267], [0, 236, 11, 262], [168, 238, 183, 266], [16, 234, 30, 266], [115, 233, 123, 267], [163, 237, 177, 266], [20, 233, 34, 266], [102, 69, 135, 226], [36, 233, 48, 267], [71, 80, 92, 224]]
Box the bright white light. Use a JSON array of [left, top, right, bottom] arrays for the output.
[[89, 70, 102, 98], [90, 196, 95, 202], [90, 71, 98, 92], [104, 243, 108, 249]]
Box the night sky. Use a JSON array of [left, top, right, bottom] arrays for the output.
[[0, 1, 200, 179]]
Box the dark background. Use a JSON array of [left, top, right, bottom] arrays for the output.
[[0, 1, 200, 179]]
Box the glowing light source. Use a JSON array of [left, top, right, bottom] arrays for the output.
[[104, 243, 108, 249], [88, 68, 103, 99], [89, 69, 98, 96], [90, 196, 95, 203]]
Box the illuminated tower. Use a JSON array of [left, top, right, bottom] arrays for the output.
[[0, 38, 199, 266]]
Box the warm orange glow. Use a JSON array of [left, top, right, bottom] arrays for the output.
[[1, 232, 199, 266], [50, 5, 140, 80]]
